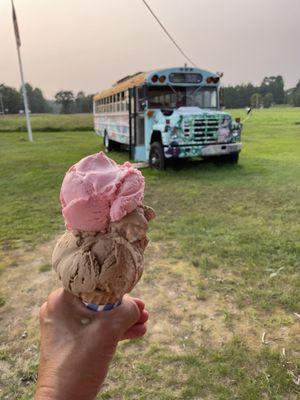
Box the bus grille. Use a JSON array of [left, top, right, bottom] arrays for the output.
[[183, 117, 219, 143]]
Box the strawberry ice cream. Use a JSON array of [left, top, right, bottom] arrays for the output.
[[60, 151, 145, 232]]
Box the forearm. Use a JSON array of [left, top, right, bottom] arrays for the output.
[[35, 345, 117, 400]]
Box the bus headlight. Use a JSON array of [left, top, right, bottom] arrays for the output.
[[171, 127, 178, 139]]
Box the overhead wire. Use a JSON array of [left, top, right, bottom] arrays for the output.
[[141, 0, 199, 68]]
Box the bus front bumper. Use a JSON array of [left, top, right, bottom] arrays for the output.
[[201, 143, 242, 157], [164, 142, 242, 158]]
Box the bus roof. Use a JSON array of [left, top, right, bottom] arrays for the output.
[[94, 72, 147, 101], [93, 67, 220, 101]]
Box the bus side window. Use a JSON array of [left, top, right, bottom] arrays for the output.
[[125, 91, 129, 111], [117, 93, 120, 112], [121, 91, 125, 112]]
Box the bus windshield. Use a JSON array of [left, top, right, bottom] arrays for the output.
[[147, 86, 218, 109]]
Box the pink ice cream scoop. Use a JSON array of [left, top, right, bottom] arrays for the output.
[[60, 152, 145, 232]]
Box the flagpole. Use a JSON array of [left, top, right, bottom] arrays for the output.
[[16, 44, 33, 142], [11, 0, 33, 142]]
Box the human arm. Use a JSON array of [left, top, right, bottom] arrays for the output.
[[35, 289, 148, 400]]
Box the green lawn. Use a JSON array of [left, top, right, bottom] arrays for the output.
[[0, 113, 93, 132], [0, 108, 300, 399]]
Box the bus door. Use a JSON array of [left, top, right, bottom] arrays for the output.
[[129, 87, 146, 161], [128, 87, 136, 159], [136, 86, 146, 147]]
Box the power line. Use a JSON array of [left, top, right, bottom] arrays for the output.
[[141, 0, 198, 68]]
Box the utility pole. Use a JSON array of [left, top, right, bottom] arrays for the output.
[[11, 0, 33, 141]]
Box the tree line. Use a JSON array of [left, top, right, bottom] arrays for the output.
[[0, 83, 93, 114], [1, 76, 300, 114], [223, 76, 300, 108]]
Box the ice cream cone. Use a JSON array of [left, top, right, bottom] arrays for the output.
[[81, 291, 121, 307], [52, 153, 155, 310]]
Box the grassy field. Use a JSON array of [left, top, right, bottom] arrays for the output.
[[0, 108, 300, 399], [0, 113, 93, 132]]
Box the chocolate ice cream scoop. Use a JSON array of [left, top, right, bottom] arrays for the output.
[[52, 205, 155, 305]]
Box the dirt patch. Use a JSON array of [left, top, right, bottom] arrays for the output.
[[0, 238, 299, 395], [134, 243, 300, 355]]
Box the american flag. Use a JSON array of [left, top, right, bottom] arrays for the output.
[[12, 0, 21, 47]]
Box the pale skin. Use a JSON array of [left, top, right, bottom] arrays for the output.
[[35, 289, 149, 400]]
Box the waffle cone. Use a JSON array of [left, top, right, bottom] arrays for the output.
[[80, 291, 122, 306]]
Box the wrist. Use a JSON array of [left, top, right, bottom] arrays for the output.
[[35, 375, 100, 400], [35, 341, 118, 400]]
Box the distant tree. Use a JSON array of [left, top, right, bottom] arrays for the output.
[[292, 87, 300, 107], [0, 84, 22, 114], [55, 90, 75, 113], [263, 93, 273, 108], [21, 83, 50, 113], [46, 100, 61, 113], [250, 93, 263, 108], [32, 87, 50, 112], [260, 76, 284, 104], [223, 83, 256, 108], [291, 79, 300, 107], [285, 79, 300, 107], [75, 91, 94, 113]]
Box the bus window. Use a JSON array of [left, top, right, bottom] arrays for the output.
[[117, 93, 120, 112], [125, 91, 129, 111], [147, 86, 217, 109]]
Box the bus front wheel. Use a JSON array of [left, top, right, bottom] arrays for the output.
[[149, 142, 165, 170], [214, 152, 239, 164]]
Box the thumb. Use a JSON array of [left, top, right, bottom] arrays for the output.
[[113, 296, 141, 331], [96, 295, 141, 341]]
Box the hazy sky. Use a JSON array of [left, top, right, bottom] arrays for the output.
[[1, 0, 300, 98]]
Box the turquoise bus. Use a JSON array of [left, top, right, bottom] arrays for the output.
[[93, 66, 242, 169]]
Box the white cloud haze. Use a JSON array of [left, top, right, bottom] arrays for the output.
[[1, 0, 300, 98]]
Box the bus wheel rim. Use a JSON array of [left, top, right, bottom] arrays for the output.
[[151, 151, 160, 168]]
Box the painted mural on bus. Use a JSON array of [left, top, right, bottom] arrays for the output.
[[93, 66, 242, 169]]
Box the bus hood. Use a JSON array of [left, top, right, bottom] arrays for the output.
[[176, 106, 229, 119]]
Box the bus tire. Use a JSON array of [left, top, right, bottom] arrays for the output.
[[215, 152, 239, 164], [227, 152, 239, 164], [149, 142, 165, 170], [103, 131, 113, 151]]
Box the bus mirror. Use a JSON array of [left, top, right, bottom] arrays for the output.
[[141, 100, 148, 110]]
